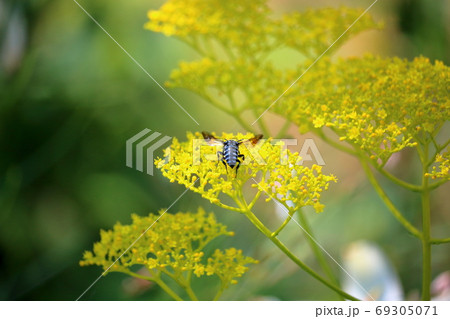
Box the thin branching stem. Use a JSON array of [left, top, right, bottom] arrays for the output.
[[297, 210, 341, 290], [430, 237, 450, 245], [275, 119, 291, 139], [315, 129, 358, 156], [161, 269, 199, 301], [420, 142, 431, 301], [232, 188, 359, 301], [360, 159, 422, 239], [213, 282, 227, 301], [375, 166, 422, 192], [125, 270, 184, 301], [243, 208, 359, 301], [271, 209, 295, 238]]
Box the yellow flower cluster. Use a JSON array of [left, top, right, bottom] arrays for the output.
[[80, 208, 256, 284], [151, 2, 379, 113], [193, 248, 256, 286], [156, 132, 336, 213], [146, 2, 377, 59], [426, 151, 449, 180], [275, 55, 449, 165], [145, 0, 274, 55]]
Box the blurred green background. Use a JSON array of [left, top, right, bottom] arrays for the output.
[[0, 0, 449, 300]]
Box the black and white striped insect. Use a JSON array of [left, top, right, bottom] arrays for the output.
[[202, 131, 263, 176]]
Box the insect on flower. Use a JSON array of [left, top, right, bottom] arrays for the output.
[[202, 131, 263, 176]]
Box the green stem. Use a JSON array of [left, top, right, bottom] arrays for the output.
[[204, 38, 216, 58], [297, 210, 341, 290], [240, 85, 269, 136], [252, 109, 271, 137], [376, 167, 422, 192], [275, 119, 291, 139], [232, 182, 359, 300], [427, 136, 449, 167], [421, 145, 431, 301], [202, 91, 256, 134], [203, 91, 232, 113], [227, 88, 238, 111], [415, 143, 426, 163], [316, 129, 358, 156], [244, 180, 356, 300], [125, 270, 184, 301], [248, 188, 262, 210], [153, 277, 184, 301], [213, 283, 226, 301], [161, 269, 199, 301], [271, 209, 295, 237], [428, 179, 448, 191], [438, 138, 450, 151], [180, 36, 210, 59], [219, 40, 236, 61], [184, 271, 200, 301], [360, 159, 422, 239], [216, 200, 245, 213], [243, 209, 359, 300], [235, 113, 257, 134], [185, 284, 199, 301], [430, 237, 450, 245]]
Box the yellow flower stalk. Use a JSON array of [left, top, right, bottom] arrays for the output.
[[155, 132, 358, 300], [142, 0, 450, 301], [272, 55, 449, 300]]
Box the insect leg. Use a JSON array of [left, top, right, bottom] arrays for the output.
[[234, 154, 245, 177], [217, 151, 228, 173], [234, 159, 241, 177]]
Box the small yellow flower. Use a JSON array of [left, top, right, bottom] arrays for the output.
[[313, 202, 325, 213], [147, 258, 158, 269], [193, 265, 205, 277], [427, 150, 449, 181], [80, 207, 257, 287], [276, 55, 449, 167], [144, 0, 276, 56], [313, 117, 325, 128], [205, 248, 257, 289], [348, 127, 360, 140], [157, 132, 337, 213]]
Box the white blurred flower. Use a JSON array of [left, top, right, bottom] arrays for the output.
[[341, 240, 404, 301]]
